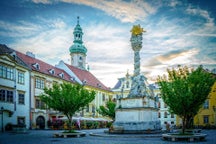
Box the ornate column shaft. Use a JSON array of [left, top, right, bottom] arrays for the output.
[[134, 51, 140, 76], [128, 25, 147, 98]]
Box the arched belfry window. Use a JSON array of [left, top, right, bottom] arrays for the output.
[[126, 81, 129, 88]]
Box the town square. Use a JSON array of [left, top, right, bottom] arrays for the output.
[[0, 0, 216, 143]]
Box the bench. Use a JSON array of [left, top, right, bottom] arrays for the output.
[[162, 133, 207, 142], [53, 132, 86, 138]]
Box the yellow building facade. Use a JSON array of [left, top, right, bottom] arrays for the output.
[[193, 81, 216, 127], [176, 80, 216, 128]]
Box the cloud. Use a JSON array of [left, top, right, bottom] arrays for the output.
[[185, 5, 216, 37], [141, 48, 201, 83], [84, 23, 132, 62], [7, 19, 71, 65], [31, 0, 158, 23], [168, 0, 182, 7], [157, 49, 199, 64], [32, 0, 52, 4], [0, 20, 42, 37], [89, 62, 133, 87]]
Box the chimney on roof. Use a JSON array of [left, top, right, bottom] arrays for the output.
[[26, 51, 35, 58]]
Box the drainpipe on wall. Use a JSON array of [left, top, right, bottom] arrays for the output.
[[29, 71, 32, 129], [14, 67, 17, 111]]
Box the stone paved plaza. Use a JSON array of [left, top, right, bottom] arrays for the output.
[[1, 129, 216, 144]]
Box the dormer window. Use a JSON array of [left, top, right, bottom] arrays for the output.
[[59, 72, 64, 78], [97, 83, 101, 88], [49, 69, 55, 75], [82, 79, 87, 85], [11, 51, 16, 60], [33, 63, 40, 70], [70, 77, 75, 81]]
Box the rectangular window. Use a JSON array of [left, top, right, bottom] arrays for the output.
[[36, 99, 40, 108], [0, 89, 6, 101], [18, 93, 25, 104], [92, 106, 95, 113], [164, 112, 168, 118], [86, 105, 89, 112], [7, 90, 13, 103], [35, 77, 45, 89], [203, 100, 209, 109], [0, 89, 13, 103], [158, 102, 161, 108], [35, 99, 45, 109], [0, 65, 6, 78], [203, 115, 209, 124], [7, 68, 14, 80], [17, 117, 25, 126], [0, 65, 14, 80], [171, 113, 175, 118], [158, 112, 161, 118], [18, 71, 25, 84], [102, 94, 105, 101]]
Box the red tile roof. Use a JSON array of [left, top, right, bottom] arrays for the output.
[[16, 51, 73, 82], [64, 63, 111, 91]]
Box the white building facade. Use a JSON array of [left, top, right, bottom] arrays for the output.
[[0, 44, 31, 131], [153, 84, 176, 130]]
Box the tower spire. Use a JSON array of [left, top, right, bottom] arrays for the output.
[[69, 17, 87, 70], [77, 16, 79, 25]]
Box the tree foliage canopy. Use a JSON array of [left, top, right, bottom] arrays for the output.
[[157, 66, 215, 132], [97, 100, 116, 121], [40, 83, 95, 130]]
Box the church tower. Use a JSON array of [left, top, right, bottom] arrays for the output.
[[69, 17, 87, 70]]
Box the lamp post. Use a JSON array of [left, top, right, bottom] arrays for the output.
[[1, 107, 4, 132]]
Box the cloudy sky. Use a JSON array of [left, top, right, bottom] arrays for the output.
[[0, 0, 216, 88]]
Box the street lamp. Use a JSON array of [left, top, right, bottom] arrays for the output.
[[1, 107, 4, 132]]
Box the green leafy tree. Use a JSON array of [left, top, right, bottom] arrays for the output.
[[157, 66, 215, 133], [97, 100, 116, 121], [40, 83, 95, 131]]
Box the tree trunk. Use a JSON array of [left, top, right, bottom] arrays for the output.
[[186, 115, 193, 129], [182, 117, 186, 134], [66, 115, 73, 132]]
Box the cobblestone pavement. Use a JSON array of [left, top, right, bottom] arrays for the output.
[[0, 129, 216, 144]]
